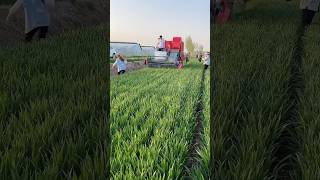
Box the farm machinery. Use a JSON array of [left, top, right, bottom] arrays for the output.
[[147, 37, 186, 68]]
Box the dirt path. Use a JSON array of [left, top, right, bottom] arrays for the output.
[[183, 68, 206, 178], [0, 0, 108, 45], [110, 61, 146, 76]]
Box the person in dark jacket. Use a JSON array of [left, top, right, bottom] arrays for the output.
[[300, 0, 320, 27]]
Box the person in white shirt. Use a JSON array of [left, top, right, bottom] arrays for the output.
[[6, 0, 55, 42], [203, 52, 210, 70], [156, 35, 165, 51], [185, 52, 189, 63], [112, 54, 127, 75]]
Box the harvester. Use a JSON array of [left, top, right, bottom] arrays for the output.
[[147, 36, 186, 68]]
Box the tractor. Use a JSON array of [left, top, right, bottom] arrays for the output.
[[147, 36, 186, 69]]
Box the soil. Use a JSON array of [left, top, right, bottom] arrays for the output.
[[0, 0, 109, 45], [110, 61, 146, 76]]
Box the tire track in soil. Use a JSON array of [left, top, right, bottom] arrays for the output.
[[183, 68, 206, 178], [270, 24, 305, 180]]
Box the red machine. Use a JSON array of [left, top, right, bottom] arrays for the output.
[[149, 36, 186, 68], [216, 0, 231, 24], [166, 37, 186, 68]]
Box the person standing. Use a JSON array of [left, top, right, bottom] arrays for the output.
[[6, 0, 55, 42], [203, 52, 210, 70], [185, 52, 189, 63], [300, 0, 320, 27], [198, 53, 203, 62], [156, 35, 165, 51], [112, 54, 127, 75]]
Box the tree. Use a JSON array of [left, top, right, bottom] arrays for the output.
[[197, 44, 204, 58], [198, 44, 204, 53], [185, 36, 195, 56], [193, 42, 199, 54]]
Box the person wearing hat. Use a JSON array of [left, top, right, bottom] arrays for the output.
[[6, 0, 55, 42], [156, 35, 165, 51], [112, 53, 127, 75]]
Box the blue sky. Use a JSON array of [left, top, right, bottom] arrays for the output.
[[110, 0, 210, 51]]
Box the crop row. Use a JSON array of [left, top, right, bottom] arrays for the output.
[[296, 24, 320, 179], [190, 70, 210, 179], [212, 0, 302, 179], [0, 26, 109, 179], [111, 61, 207, 179]]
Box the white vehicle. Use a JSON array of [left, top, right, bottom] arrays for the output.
[[154, 50, 168, 62]]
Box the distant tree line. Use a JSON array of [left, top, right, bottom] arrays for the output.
[[185, 36, 205, 57]]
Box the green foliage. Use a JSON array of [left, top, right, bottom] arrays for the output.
[[212, 0, 303, 179], [110, 61, 209, 179], [213, 0, 320, 179], [190, 71, 210, 179], [185, 36, 195, 55], [0, 26, 109, 179], [296, 23, 320, 180]]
